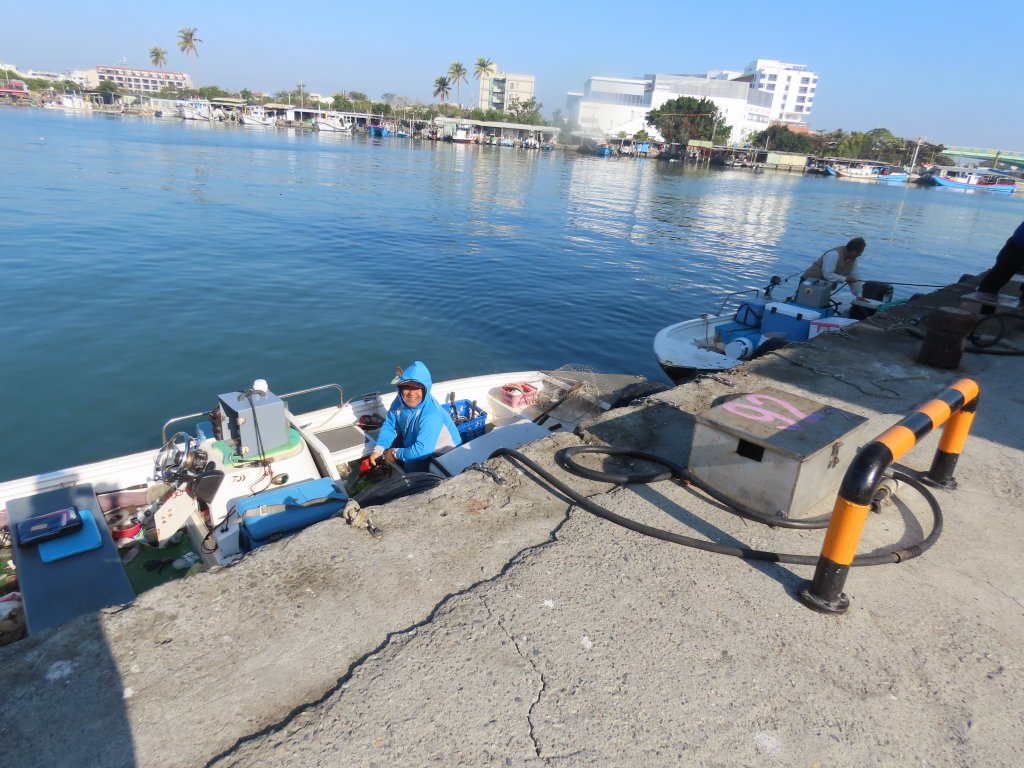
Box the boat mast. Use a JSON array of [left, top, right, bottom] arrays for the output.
[[909, 137, 925, 170]]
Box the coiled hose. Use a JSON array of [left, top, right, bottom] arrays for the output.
[[490, 445, 942, 567]]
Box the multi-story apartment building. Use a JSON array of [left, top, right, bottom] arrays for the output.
[[478, 71, 536, 113], [90, 65, 192, 93], [740, 59, 817, 125]]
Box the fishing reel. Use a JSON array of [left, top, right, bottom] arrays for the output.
[[154, 432, 209, 485]]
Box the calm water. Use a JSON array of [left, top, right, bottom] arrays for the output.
[[2, 108, 1022, 480]]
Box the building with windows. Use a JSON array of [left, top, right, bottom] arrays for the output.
[[740, 59, 817, 125], [568, 73, 772, 145], [478, 71, 535, 113], [90, 65, 192, 93]]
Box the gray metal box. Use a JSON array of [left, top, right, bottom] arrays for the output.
[[795, 279, 834, 308], [688, 388, 868, 519], [218, 390, 289, 458]]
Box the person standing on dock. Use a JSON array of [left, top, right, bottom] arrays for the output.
[[976, 220, 1024, 305], [803, 237, 867, 299], [371, 361, 461, 473]]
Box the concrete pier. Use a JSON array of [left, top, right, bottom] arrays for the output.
[[2, 281, 1022, 767]]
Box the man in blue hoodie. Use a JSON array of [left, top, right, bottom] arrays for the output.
[[370, 361, 462, 473]]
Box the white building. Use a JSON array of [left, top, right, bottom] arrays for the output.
[[568, 73, 772, 145], [741, 59, 818, 125], [90, 64, 192, 93], [478, 71, 536, 113], [2, 64, 90, 89]]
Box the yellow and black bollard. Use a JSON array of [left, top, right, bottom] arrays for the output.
[[798, 379, 979, 614]]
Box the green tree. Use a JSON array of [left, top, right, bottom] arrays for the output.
[[448, 62, 467, 108], [149, 47, 167, 68], [177, 27, 202, 86], [239, 88, 253, 104], [473, 57, 495, 107], [507, 96, 543, 124], [433, 76, 451, 105], [177, 27, 202, 57], [98, 80, 120, 94], [349, 91, 371, 113], [634, 129, 650, 142], [748, 125, 814, 153], [645, 97, 727, 144], [332, 92, 354, 111]]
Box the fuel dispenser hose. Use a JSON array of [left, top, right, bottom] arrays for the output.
[[490, 446, 943, 567]]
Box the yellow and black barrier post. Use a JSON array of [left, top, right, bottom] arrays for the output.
[[798, 378, 980, 614]]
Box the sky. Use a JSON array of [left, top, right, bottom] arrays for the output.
[[4, 0, 1022, 149]]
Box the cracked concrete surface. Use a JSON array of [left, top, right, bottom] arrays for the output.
[[1, 285, 1023, 766]]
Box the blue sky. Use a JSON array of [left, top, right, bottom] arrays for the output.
[[5, 0, 1021, 149]]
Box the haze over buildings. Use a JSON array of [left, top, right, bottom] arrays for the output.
[[2, 0, 1021, 148]]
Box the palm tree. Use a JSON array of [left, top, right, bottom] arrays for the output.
[[447, 62, 467, 109], [473, 57, 495, 108], [177, 27, 202, 58], [433, 76, 451, 104], [150, 47, 167, 69], [177, 27, 202, 89]]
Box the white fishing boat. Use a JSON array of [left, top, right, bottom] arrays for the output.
[[314, 115, 352, 132], [177, 99, 214, 121], [833, 162, 909, 183], [1, 368, 646, 637], [239, 106, 276, 127], [653, 277, 893, 382]]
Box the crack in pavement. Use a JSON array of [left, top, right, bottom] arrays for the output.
[[484, 594, 548, 760], [204, 503, 576, 768]]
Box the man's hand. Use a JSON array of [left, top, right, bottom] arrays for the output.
[[371, 446, 384, 462], [383, 448, 398, 464]]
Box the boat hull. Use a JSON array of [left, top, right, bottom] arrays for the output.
[[931, 177, 1015, 192]]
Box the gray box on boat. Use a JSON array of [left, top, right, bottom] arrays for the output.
[[688, 388, 868, 519], [217, 389, 290, 457]]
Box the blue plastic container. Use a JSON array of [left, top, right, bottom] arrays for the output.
[[236, 477, 348, 551], [716, 322, 760, 345], [447, 399, 487, 442]]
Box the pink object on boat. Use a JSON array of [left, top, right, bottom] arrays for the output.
[[501, 382, 538, 408]]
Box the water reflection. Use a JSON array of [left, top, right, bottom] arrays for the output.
[[2, 106, 1022, 480]]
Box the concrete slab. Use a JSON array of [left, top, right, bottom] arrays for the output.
[[2, 286, 1023, 767]]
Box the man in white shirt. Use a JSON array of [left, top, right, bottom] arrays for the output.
[[802, 237, 866, 299]]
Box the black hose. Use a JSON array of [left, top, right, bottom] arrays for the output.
[[556, 445, 833, 529], [490, 446, 942, 567], [353, 472, 442, 508], [966, 312, 1024, 355]]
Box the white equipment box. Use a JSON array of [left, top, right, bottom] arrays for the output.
[[688, 387, 868, 519]]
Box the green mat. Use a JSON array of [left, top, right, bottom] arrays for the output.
[[122, 538, 197, 594], [211, 427, 303, 467]]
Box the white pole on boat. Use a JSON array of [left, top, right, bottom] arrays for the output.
[[909, 137, 925, 171]]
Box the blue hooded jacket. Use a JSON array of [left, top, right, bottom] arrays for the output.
[[374, 361, 461, 464]]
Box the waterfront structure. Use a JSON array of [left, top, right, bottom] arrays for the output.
[[0, 79, 30, 101], [567, 73, 772, 145], [90, 65, 192, 93], [738, 59, 818, 126], [477, 71, 536, 113]]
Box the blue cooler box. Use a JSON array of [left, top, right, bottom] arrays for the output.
[[734, 298, 768, 326], [760, 302, 822, 342], [237, 477, 347, 551]]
